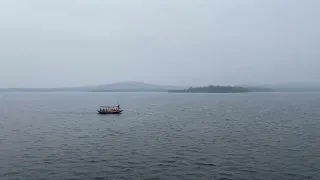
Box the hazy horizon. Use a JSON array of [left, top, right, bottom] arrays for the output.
[[2, 81, 320, 90], [1, 0, 319, 88]]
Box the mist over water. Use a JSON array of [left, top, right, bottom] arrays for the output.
[[0, 92, 319, 180]]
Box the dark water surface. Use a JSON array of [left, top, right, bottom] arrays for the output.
[[0, 92, 319, 180]]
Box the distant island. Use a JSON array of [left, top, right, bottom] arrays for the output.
[[168, 85, 251, 93]]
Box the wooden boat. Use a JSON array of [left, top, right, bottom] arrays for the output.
[[97, 105, 123, 114]]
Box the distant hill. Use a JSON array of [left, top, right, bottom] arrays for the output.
[[91, 82, 186, 92], [0, 82, 187, 92]]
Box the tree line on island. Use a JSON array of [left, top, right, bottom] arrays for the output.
[[168, 85, 274, 93]]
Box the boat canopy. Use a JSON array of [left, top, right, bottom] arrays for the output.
[[100, 106, 119, 108]]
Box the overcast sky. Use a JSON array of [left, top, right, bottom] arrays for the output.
[[0, 0, 319, 88]]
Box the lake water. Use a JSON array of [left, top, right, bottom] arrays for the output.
[[0, 92, 319, 180]]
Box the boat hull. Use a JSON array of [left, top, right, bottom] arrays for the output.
[[97, 110, 123, 114]]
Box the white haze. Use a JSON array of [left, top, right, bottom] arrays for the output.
[[0, 0, 319, 88]]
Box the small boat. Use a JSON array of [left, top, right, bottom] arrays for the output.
[[97, 105, 123, 114]]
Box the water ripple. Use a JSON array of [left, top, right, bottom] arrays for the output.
[[0, 92, 319, 180]]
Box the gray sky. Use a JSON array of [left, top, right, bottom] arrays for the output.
[[0, 0, 319, 88]]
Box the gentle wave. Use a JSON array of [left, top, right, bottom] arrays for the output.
[[0, 92, 319, 180]]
